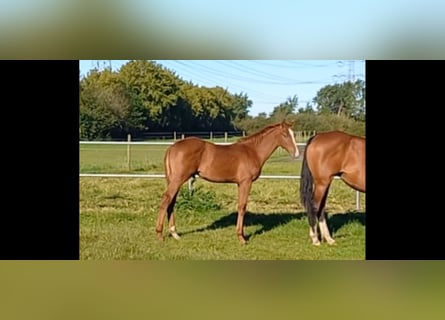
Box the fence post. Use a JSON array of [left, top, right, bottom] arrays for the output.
[[173, 131, 177, 141], [210, 131, 213, 140], [224, 132, 228, 142], [127, 134, 131, 171]]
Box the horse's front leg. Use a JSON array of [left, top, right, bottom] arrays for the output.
[[236, 181, 252, 244]]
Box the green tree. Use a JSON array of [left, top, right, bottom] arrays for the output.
[[83, 60, 327, 139], [118, 60, 183, 130], [233, 112, 270, 135], [294, 113, 365, 137], [297, 102, 316, 114], [269, 95, 298, 120], [180, 84, 239, 131], [80, 69, 121, 140], [232, 92, 252, 121], [313, 80, 365, 120], [79, 67, 148, 140]]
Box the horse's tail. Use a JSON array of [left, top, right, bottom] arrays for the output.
[[164, 146, 172, 183], [300, 136, 315, 218]]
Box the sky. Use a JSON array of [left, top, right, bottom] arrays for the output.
[[79, 60, 365, 116]]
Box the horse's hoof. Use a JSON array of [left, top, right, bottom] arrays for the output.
[[156, 232, 164, 241], [327, 239, 336, 245], [312, 240, 321, 246], [238, 237, 247, 245], [170, 232, 181, 240]]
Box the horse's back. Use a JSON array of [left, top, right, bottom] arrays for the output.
[[307, 131, 350, 161], [306, 131, 365, 190], [308, 131, 364, 158], [164, 137, 208, 180]]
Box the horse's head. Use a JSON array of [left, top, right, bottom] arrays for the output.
[[278, 120, 299, 159]]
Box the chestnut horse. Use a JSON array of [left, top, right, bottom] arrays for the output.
[[156, 121, 299, 244], [300, 131, 365, 245]]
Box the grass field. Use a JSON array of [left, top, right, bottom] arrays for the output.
[[80, 143, 366, 260]]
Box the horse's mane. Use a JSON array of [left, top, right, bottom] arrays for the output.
[[237, 122, 284, 145]]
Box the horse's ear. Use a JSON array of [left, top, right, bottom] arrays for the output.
[[283, 119, 295, 127], [280, 120, 289, 130]]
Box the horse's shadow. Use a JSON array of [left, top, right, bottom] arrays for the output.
[[327, 211, 366, 235], [180, 211, 365, 240], [180, 212, 300, 240]]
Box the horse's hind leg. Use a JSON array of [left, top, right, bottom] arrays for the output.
[[156, 181, 182, 241], [310, 180, 334, 245], [307, 209, 320, 246], [167, 193, 181, 240], [304, 188, 320, 245], [316, 182, 335, 245], [319, 213, 335, 245]]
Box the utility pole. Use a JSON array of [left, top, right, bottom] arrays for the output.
[[348, 60, 355, 82]]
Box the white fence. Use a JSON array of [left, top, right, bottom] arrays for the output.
[[79, 141, 363, 210]]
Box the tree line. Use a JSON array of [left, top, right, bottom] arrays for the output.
[[80, 60, 365, 140]]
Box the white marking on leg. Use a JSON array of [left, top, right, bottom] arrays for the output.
[[309, 226, 320, 245], [319, 218, 335, 245], [169, 226, 181, 240], [288, 128, 300, 158]]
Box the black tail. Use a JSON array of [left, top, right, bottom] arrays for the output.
[[300, 136, 315, 217]]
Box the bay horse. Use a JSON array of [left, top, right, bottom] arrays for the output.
[[300, 131, 365, 245], [156, 121, 300, 244]]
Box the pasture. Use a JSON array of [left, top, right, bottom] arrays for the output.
[[80, 143, 366, 260]]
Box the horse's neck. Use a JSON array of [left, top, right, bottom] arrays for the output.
[[249, 132, 280, 165]]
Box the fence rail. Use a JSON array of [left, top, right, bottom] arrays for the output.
[[79, 141, 307, 146], [80, 130, 316, 143]]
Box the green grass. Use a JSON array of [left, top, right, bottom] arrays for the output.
[[79, 144, 302, 174], [80, 142, 365, 260], [80, 178, 365, 260], [80, 144, 166, 173]]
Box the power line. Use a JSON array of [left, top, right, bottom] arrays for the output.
[[335, 60, 365, 83], [163, 61, 304, 110], [169, 60, 330, 86], [81, 60, 365, 115]]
